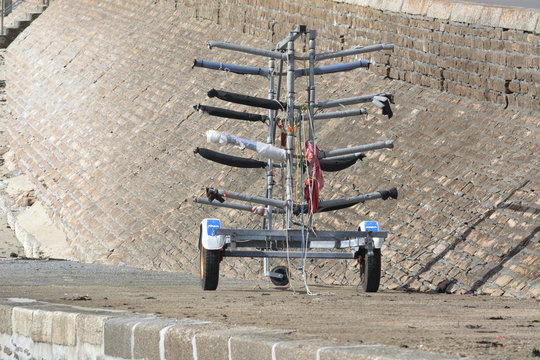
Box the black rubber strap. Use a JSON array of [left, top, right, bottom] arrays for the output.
[[195, 147, 267, 169], [319, 153, 366, 172], [208, 89, 286, 111], [194, 104, 268, 123]]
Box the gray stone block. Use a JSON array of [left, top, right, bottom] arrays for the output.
[[449, 3, 483, 25], [194, 327, 293, 360], [499, 8, 539, 33], [12, 307, 33, 337], [401, 0, 428, 15], [0, 305, 12, 335], [103, 317, 153, 359], [317, 344, 464, 359], [32, 309, 53, 343], [77, 313, 111, 345], [133, 319, 178, 360], [479, 6, 504, 29], [228, 335, 280, 360], [425, 1, 451, 20], [52, 311, 78, 346], [375, 0, 403, 13], [273, 339, 331, 360], [191, 332, 230, 360], [163, 319, 223, 360], [219, 328, 300, 360]]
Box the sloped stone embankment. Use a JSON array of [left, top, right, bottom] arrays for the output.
[[5, 0, 539, 297]]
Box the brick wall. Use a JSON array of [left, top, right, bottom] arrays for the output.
[[5, 0, 540, 297], [179, 0, 540, 111]]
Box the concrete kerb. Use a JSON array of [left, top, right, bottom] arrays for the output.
[[334, 0, 540, 32], [448, 2, 486, 25], [104, 316, 159, 359], [425, 1, 452, 21], [315, 344, 464, 360], [0, 299, 471, 360], [499, 8, 539, 32]]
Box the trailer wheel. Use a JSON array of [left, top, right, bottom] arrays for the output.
[[200, 247, 220, 290], [270, 266, 289, 286], [199, 225, 220, 290], [361, 249, 381, 292]]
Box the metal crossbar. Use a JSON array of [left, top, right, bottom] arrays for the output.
[[223, 250, 356, 259], [214, 228, 388, 240]]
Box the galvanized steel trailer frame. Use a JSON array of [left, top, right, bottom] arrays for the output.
[[193, 25, 397, 290]]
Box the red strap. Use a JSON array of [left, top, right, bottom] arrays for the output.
[[304, 178, 319, 213], [305, 141, 324, 189]]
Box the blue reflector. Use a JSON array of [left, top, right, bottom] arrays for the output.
[[206, 219, 221, 236], [363, 221, 379, 232]]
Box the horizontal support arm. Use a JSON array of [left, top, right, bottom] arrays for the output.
[[194, 197, 285, 214], [208, 41, 286, 60], [294, 60, 369, 78], [312, 108, 367, 120], [318, 140, 394, 159], [205, 188, 287, 209], [315, 43, 394, 61], [317, 93, 393, 109], [193, 59, 270, 77]]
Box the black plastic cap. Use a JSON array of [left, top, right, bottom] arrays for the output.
[[379, 187, 398, 200], [206, 187, 225, 203]]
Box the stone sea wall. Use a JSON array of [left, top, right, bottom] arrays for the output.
[[183, 0, 540, 110], [5, 0, 539, 297]]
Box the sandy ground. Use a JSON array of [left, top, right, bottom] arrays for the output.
[[0, 258, 539, 359]]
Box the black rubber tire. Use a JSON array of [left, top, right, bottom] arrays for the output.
[[361, 249, 381, 292], [199, 224, 221, 290], [200, 247, 220, 290], [270, 266, 289, 286]]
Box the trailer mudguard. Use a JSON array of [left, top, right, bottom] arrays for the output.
[[201, 218, 225, 250]]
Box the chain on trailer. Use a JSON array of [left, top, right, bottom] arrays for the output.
[[192, 25, 398, 292]]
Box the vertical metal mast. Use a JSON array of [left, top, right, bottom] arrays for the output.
[[304, 29, 317, 199], [266, 57, 275, 231], [264, 57, 276, 277], [308, 30, 317, 144], [285, 31, 295, 229]]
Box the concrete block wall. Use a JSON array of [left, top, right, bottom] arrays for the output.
[[5, 0, 540, 297], [179, 0, 540, 111], [0, 300, 463, 360]]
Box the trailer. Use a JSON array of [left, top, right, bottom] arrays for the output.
[[193, 25, 397, 292]]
